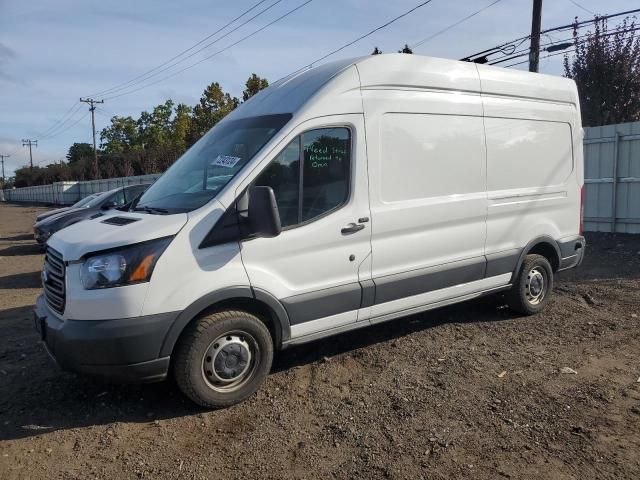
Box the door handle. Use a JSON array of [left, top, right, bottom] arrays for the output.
[[341, 223, 365, 235]]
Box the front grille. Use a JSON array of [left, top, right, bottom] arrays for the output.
[[44, 247, 66, 315]]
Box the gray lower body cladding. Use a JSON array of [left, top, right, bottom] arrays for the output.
[[34, 294, 178, 382], [280, 235, 586, 325]]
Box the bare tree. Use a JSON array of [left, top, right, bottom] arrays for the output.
[[564, 16, 640, 126]]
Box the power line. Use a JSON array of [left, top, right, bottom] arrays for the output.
[[37, 112, 91, 141], [567, 0, 594, 16], [34, 157, 53, 166], [94, 108, 113, 120], [4, 143, 22, 157], [411, 0, 503, 49], [504, 46, 576, 67], [490, 25, 640, 65], [503, 29, 640, 68], [302, 0, 432, 70], [23, 112, 92, 170], [102, 0, 314, 101], [32, 101, 82, 139], [86, 0, 271, 98], [87, 0, 285, 99], [37, 103, 86, 140], [290, 0, 436, 76], [16, 2, 312, 151], [461, 7, 640, 62], [23, 1, 279, 155]]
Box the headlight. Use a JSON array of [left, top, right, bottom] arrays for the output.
[[81, 237, 172, 289], [35, 228, 51, 240]]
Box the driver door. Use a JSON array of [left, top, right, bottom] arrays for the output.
[[237, 115, 372, 338]]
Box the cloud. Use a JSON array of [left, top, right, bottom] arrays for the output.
[[0, 41, 15, 60], [0, 41, 17, 83]]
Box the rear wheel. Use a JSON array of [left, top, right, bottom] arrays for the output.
[[507, 254, 553, 315], [173, 310, 273, 408]]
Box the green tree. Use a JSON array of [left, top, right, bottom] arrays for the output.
[[190, 82, 239, 141], [137, 100, 174, 149], [100, 116, 140, 153], [171, 103, 193, 152], [564, 16, 640, 126], [65, 143, 93, 165], [243, 73, 269, 101]]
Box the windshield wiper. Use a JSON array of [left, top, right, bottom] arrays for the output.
[[133, 206, 170, 215]]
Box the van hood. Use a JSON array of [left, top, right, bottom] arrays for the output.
[[48, 212, 189, 261]]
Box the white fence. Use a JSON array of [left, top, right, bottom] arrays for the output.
[[2, 174, 161, 205], [584, 121, 640, 234]]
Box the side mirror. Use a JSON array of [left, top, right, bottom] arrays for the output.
[[248, 186, 281, 238], [101, 201, 117, 210]]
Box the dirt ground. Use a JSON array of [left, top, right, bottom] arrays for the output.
[[0, 202, 639, 480]]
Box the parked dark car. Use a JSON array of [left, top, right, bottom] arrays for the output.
[[34, 192, 105, 223], [33, 184, 150, 245]]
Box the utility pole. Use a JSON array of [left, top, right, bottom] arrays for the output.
[[79, 97, 104, 176], [21, 139, 37, 169], [529, 0, 543, 72], [0, 154, 9, 188]]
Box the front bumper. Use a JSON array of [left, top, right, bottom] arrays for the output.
[[33, 294, 178, 383], [33, 227, 50, 245]]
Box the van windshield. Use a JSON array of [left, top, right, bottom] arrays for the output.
[[133, 113, 292, 213]]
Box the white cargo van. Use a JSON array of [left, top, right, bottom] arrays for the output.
[[35, 54, 585, 407]]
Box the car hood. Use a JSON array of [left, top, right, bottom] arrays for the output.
[[37, 207, 71, 221], [48, 211, 189, 261], [36, 207, 98, 230]]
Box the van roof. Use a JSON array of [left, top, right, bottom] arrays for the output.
[[228, 53, 578, 121]]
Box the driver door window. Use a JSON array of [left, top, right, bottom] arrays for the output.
[[254, 127, 351, 228]]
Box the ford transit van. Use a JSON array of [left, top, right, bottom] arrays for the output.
[[34, 54, 585, 408]]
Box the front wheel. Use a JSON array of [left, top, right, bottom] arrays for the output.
[[173, 310, 274, 408], [507, 254, 553, 315]]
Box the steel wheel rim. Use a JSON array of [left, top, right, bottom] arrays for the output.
[[525, 266, 546, 305], [201, 330, 259, 393]]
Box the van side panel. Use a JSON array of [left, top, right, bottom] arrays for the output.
[[486, 119, 573, 191], [362, 86, 489, 318], [482, 95, 581, 259]]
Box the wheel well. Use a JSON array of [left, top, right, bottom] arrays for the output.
[[181, 297, 282, 349], [527, 242, 560, 271]]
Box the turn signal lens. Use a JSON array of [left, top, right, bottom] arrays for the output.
[[128, 254, 155, 282]]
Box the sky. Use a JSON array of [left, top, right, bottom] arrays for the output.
[[0, 0, 635, 178]]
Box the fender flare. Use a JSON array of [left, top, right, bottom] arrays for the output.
[[510, 235, 561, 283], [159, 286, 291, 357]]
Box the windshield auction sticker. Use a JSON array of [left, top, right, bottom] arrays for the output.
[[211, 155, 242, 168]]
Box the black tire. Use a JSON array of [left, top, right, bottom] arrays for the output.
[[173, 310, 273, 408], [507, 254, 554, 315]]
